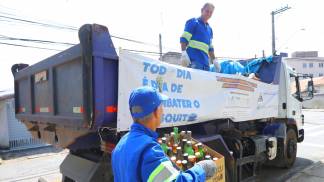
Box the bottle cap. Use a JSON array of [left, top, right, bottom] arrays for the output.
[[205, 155, 211, 160], [171, 156, 177, 163]]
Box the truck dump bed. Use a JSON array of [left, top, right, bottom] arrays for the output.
[[12, 24, 119, 150]]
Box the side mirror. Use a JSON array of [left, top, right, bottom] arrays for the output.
[[307, 80, 314, 97]]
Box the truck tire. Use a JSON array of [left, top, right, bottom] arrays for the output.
[[283, 128, 297, 168]]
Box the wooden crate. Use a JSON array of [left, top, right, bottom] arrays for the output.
[[192, 138, 226, 182]]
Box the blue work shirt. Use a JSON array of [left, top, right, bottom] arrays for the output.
[[180, 17, 214, 71], [112, 122, 206, 182]]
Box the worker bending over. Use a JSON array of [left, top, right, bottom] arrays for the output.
[[112, 86, 216, 181]]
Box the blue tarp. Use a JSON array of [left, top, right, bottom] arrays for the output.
[[209, 56, 279, 84], [244, 56, 273, 74], [210, 59, 245, 74], [210, 56, 274, 75]]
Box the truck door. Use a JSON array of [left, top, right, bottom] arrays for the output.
[[286, 71, 303, 129]]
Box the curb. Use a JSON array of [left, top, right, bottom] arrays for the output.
[[302, 109, 324, 112], [286, 161, 322, 182]]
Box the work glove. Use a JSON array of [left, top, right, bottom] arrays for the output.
[[196, 160, 217, 180], [212, 58, 221, 73], [181, 51, 191, 67]]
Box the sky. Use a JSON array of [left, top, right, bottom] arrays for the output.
[[0, 0, 323, 90]]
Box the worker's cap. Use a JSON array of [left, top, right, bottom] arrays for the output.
[[129, 86, 168, 119]]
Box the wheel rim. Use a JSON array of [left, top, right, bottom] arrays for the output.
[[287, 139, 296, 158]]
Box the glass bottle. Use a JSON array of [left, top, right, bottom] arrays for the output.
[[161, 137, 168, 154], [176, 160, 183, 170], [205, 155, 212, 160], [180, 131, 186, 141], [171, 156, 177, 163], [181, 139, 187, 149], [183, 153, 189, 161], [176, 147, 183, 160], [172, 144, 178, 154], [169, 132, 175, 146], [188, 155, 196, 168], [173, 127, 179, 144], [182, 160, 188, 171], [186, 130, 192, 140], [195, 152, 202, 161], [197, 143, 205, 159], [185, 141, 195, 155], [167, 147, 173, 157]]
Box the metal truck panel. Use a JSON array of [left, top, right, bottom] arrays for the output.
[[13, 24, 118, 131]]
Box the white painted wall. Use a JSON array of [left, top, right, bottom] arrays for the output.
[[0, 100, 10, 149], [285, 58, 324, 77]]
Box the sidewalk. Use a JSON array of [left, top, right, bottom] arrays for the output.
[[287, 160, 324, 182]]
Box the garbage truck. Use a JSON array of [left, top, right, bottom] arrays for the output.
[[11, 24, 314, 181]]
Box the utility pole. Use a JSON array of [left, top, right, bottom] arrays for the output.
[[271, 5, 291, 56], [159, 33, 162, 60]]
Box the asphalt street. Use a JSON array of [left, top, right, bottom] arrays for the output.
[[259, 110, 324, 182], [0, 147, 67, 182]]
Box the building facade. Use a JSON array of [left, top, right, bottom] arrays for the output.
[[0, 90, 46, 151], [285, 51, 324, 77], [161, 52, 181, 65]]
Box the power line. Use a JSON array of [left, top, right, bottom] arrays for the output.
[[0, 34, 160, 55], [121, 49, 161, 55], [0, 33, 162, 55], [0, 14, 78, 31], [0, 12, 166, 48], [0, 10, 178, 53], [0, 36, 162, 55], [0, 41, 63, 51], [0, 34, 76, 46]]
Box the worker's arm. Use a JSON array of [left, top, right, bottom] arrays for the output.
[[180, 18, 197, 50], [180, 19, 196, 67], [140, 142, 207, 182], [209, 51, 216, 62], [208, 34, 221, 72], [208, 33, 215, 62]]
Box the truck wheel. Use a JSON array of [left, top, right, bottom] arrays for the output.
[[283, 128, 297, 168]]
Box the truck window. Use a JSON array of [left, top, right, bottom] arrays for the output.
[[290, 76, 298, 97]]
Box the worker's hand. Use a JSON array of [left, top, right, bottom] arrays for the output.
[[212, 59, 221, 73], [196, 160, 217, 180], [248, 73, 260, 81], [181, 51, 191, 67]]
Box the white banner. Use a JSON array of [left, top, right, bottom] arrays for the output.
[[117, 50, 279, 131]]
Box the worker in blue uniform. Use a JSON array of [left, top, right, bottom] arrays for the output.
[[180, 3, 220, 72], [112, 86, 216, 182]]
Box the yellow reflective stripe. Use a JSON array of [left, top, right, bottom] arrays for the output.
[[148, 163, 165, 182], [188, 40, 209, 55], [181, 31, 192, 42]]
